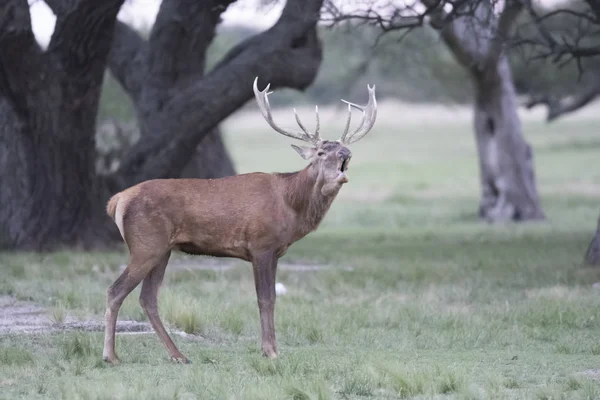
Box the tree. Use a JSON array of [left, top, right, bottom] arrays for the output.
[[0, 0, 324, 251], [107, 6, 236, 181], [516, 0, 600, 264], [520, 0, 600, 121], [324, 0, 545, 222]]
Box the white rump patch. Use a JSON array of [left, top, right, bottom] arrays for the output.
[[115, 198, 126, 240]]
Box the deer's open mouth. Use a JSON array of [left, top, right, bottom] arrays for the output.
[[340, 158, 349, 172]]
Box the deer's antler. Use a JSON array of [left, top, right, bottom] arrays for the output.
[[253, 77, 322, 145], [338, 84, 377, 145]]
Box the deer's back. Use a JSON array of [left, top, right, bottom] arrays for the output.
[[117, 174, 295, 260]]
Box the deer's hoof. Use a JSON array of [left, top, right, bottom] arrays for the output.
[[103, 355, 120, 365], [262, 348, 278, 359], [171, 356, 192, 364]]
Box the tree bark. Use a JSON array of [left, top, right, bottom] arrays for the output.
[[525, 76, 600, 121], [0, 0, 124, 250], [427, 0, 545, 222], [473, 57, 544, 221], [108, 1, 237, 180], [0, 0, 323, 250], [585, 214, 600, 265], [179, 129, 236, 179]]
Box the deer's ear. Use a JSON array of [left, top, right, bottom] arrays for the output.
[[291, 144, 317, 160]]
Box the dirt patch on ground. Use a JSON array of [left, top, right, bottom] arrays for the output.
[[1, 260, 345, 336], [0, 295, 183, 336], [130, 258, 353, 273], [580, 369, 600, 381]]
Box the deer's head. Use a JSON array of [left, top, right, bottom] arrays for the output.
[[253, 77, 377, 196]]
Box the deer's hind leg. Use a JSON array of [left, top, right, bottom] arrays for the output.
[[138, 251, 189, 363], [102, 251, 167, 364]]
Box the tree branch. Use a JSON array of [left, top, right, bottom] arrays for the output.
[[321, 0, 438, 32], [108, 22, 147, 104], [521, 0, 600, 69], [0, 0, 46, 117], [146, 0, 236, 88], [48, 0, 125, 100], [525, 78, 600, 121], [110, 0, 236, 118], [422, 0, 491, 68], [110, 0, 324, 188], [43, 0, 76, 15], [484, 0, 523, 67]]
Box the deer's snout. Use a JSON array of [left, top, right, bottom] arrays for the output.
[[338, 148, 351, 172], [338, 148, 351, 159]]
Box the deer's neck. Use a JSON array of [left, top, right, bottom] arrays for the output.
[[281, 167, 339, 237]]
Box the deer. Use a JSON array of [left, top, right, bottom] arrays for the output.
[[102, 77, 377, 364]]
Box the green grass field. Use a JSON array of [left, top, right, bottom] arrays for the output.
[[2, 101, 600, 399]]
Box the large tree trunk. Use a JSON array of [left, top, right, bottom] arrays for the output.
[[425, 0, 545, 222], [474, 57, 544, 221], [0, 0, 323, 251], [0, 0, 124, 250], [180, 128, 236, 179]]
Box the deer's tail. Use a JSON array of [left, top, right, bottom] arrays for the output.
[[106, 192, 127, 240], [106, 193, 120, 220]]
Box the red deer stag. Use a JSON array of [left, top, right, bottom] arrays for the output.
[[102, 77, 377, 364]]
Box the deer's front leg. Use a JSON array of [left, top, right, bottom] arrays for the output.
[[252, 251, 278, 358]]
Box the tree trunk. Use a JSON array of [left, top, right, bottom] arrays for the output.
[[0, 0, 124, 250], [0, 0, 323, 251], [180, 128, 236, 179], [473, 57, 544, 221], [424, 0, 545, 222], [585, 214, 600, 265]]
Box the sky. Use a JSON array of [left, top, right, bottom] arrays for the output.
[[29, 0, 285, 47], [29, 0, 566, 48]]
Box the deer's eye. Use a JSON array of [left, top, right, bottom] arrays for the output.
[[317, 151, 325, 156]]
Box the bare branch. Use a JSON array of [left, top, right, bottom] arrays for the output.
[[485, 0, 523, 66], [520, 0, 600, 69], [525, 78, 600, 121], [321, 0, 437, 32], [108, 22, 147, 104], [0, 0, 46, 117]]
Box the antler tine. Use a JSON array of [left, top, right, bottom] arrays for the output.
[[314, 105, 322, 142], [338, 84, 378, 145], [253, 77, 317, 144], [293, 108, 311, 136], [338, 103, 353, 144]]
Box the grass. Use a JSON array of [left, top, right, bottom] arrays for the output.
[[2, 101, 600, 398]]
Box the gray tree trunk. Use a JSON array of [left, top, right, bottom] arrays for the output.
[[426, 0, 545, 222], [474, 57, 544, 221], [180, 128, 236, 179], [585, 214, 600, 265], [0, 0, 124, 250], [0, 0, 323, 250]]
